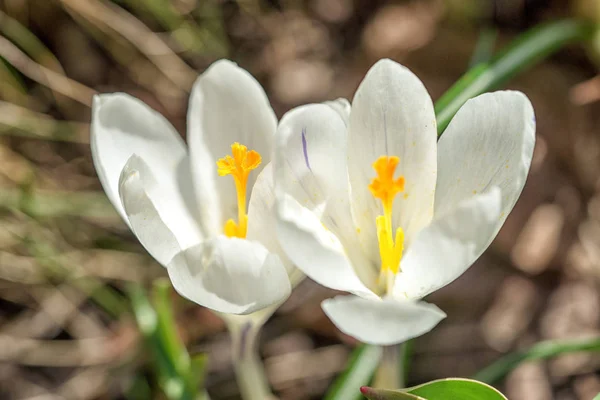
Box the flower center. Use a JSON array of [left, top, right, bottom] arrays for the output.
[[216, 142, 262, 238], [368, 155, 405, 294]]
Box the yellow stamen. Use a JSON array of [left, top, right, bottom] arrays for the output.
[[216, 142, 261, 238], [368, 156, 406, 292]]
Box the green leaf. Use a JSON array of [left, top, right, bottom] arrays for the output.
[[129, 282, 207, 400], [469, 27, 498, 68], [125, 374, 152, 400], [190, 353, 209, 389], [473, 337, 600, 384], [361, 378, 507, 400], [360, 387, 423, 400], [593, 393, 600, 400], [435, 19, 594, 135], [324, 344, 383, 400], [398, 340, 413, 388], [408, 379, 507, 399], [152, 278, 191, 375]]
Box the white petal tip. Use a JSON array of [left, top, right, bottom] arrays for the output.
[[321, 296, 446, 345], [167, 238, 291, 315]]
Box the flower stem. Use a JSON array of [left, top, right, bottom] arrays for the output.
[[221, 307, 278, 400], [372, 341, 413, 390], [373, 344, 401, 389], [230, 321, 274, 400]]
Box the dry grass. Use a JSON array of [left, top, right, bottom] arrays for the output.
[[0, 1, 599, 399]]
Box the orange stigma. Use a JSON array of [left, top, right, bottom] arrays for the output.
[[368, 156, 406, 294], [216, 142, 261, 238]]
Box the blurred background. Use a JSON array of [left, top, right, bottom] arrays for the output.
[[0, 0, 600, 399]]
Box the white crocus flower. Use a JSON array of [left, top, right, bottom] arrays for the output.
[[274, 59, 535, 345], [91, 60, 298, 315]]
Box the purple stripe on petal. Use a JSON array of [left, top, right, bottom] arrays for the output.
[[301, 128, 312, 170]]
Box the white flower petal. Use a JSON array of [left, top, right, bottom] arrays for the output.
[[276, 193, 378, 299], [275, 103, 355, 234], [322, 295, 446, 345], [167, 236, 291, 315], [394, 188, 502, 300], [246, 163, 300, 283], [118, 156, 182, 266], [324, 97, 351, 127], [274, 102, 381, 292], [220, 304, 280, 333], [435, 91, 535, 223], [188, 60, 277, 236], [91, 93, 202, 248], [347, 59, 437, 260]]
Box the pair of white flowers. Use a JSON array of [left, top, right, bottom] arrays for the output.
[[91, 59, 535, 345]]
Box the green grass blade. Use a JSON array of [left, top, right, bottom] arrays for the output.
[[153, 279, 189, 371], [473, 337, 600, 384], [435, 19, 594, 134], [469, 27, 498, 67], [129, 283, 203, 400], [324, 344, 383, 400], [399, 340, 413, 388]]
